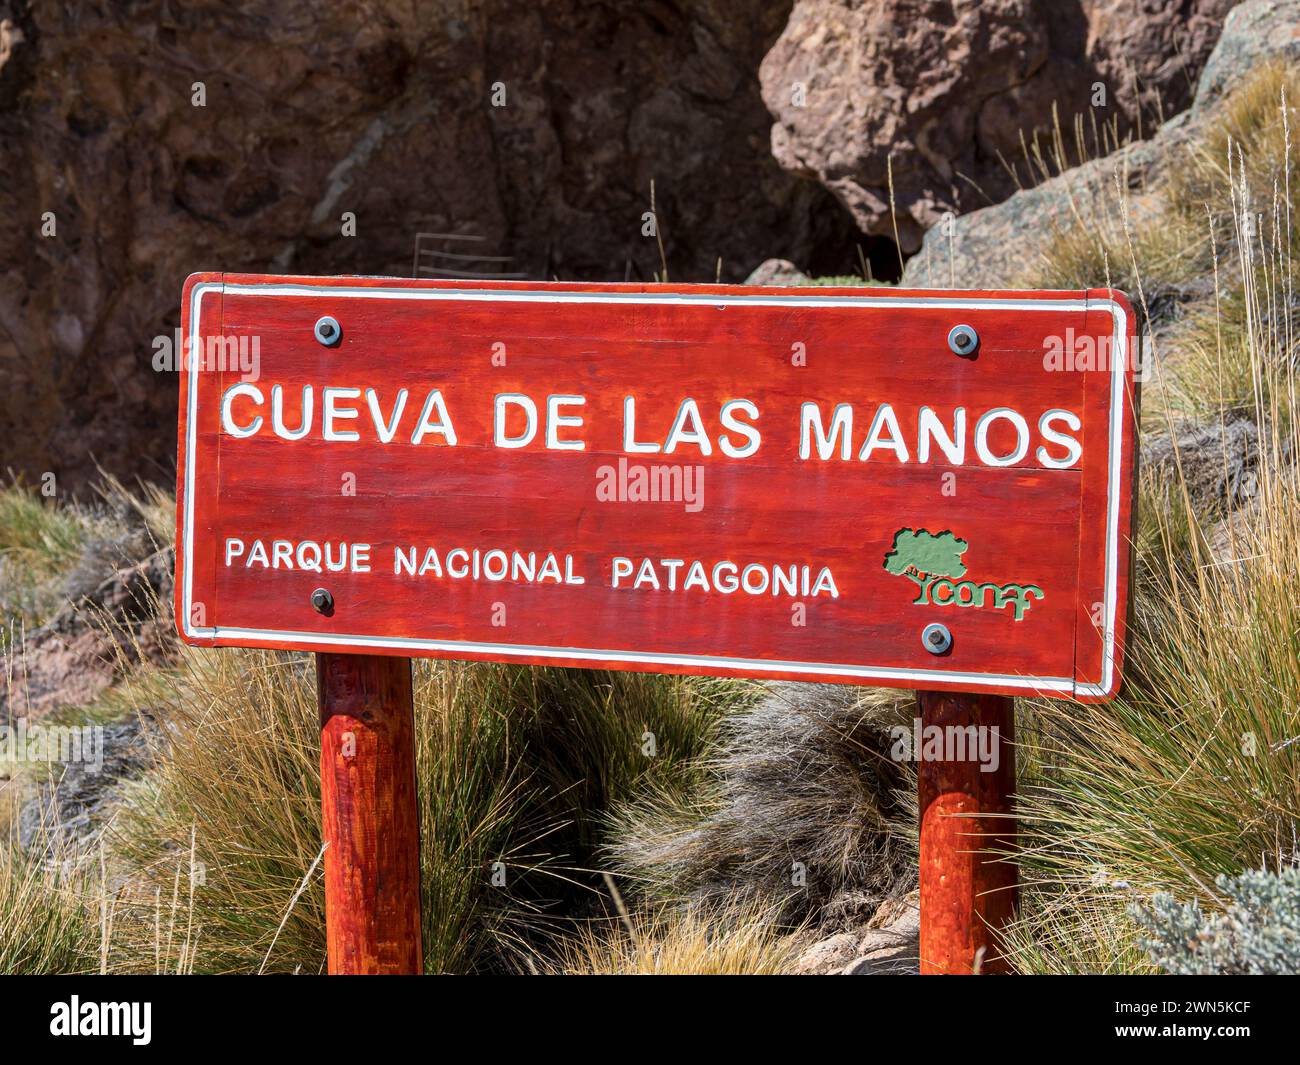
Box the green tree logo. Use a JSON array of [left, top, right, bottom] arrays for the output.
[[883, 528, 968, 602]]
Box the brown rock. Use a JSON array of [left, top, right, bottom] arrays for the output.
[[791, 931, 861, 974], [864, 888, 919, 930], [2, 548, 174, 720], [842, 889, 920, 974], [900, 0, 1300, 290], [3, 627, 118, 719], [794, 889, 921, 974], [744, 258, 812, 285], [760, 0, 1237, 255], [0, 1, 859, 491]]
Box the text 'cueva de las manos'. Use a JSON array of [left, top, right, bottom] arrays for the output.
[[217, 386, 1084, 470]]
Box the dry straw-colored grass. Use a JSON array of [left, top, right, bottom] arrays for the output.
[[538, 895, 803, 975], [1008, 61, 1300, 972], [606, 683, 916, 920], [0, 824, 100, 975], [98, 642, 747, 974]]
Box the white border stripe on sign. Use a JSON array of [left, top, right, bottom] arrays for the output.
[[182, 282, 1128, 697]]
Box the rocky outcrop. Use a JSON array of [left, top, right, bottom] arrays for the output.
[[2, 540, 174, 721], [0, 0, 859, 490], [744, 258, 812, 285], [1192, 0, 1300, 111], [899, 127, 1181, 289], [0, 1, 1258, 490], [900, 0, 1300, 288], [761, 0, 1238, 256], [792, 889, 921, 974]]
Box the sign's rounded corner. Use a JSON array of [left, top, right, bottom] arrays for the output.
[[182, 271, 223, 304]]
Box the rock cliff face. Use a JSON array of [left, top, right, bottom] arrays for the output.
[[0, 0, 857, 487], [0, 1, 1238, 489], [760, 0, 1239, 254]]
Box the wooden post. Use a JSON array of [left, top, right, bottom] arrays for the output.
[[317, 652, 423, 974], [917, 691, 1016, 975]]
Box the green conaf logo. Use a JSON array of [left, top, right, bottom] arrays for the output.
[[882, 528, 1044, 621]]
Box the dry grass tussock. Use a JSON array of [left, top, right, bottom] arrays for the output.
[[1008, 62, 1300, 972], [606, 682, 917, 924]]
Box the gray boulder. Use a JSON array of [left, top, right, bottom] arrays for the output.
[[792, 889, 921, 974], [18, 717, 155, 852], [1193, 0, 1300, 113], [744, 258, 812, 286], [761, 0, 1236, 255]]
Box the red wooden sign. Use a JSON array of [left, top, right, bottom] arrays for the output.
[[175, 274, 1136, 701]]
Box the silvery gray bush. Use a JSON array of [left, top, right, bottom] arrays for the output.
[[1131, 867, 1300, 974]]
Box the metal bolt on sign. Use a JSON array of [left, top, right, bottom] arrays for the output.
[[947, 323, 979, 357], [922, 622, 952, 655], [311, 588, 334, 614], [314, 315, 342, 347]]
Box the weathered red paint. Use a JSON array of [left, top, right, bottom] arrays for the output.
[[317, 652, 423, 975], [175, 273, 1137, 701], [917, 690, 1017, 975]]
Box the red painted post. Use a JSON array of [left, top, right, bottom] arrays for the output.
[[317, 652, 424, 974], [917, 690, 1016, 975]]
